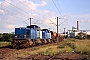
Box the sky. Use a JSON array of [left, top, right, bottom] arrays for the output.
[[0, 0, 90, 33]]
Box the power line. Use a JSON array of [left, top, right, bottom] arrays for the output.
[[0, 4, 27, 25], [52, 0, 69, 30], [4, 0, 42, 26], [18, 0, 41, 17], [50, 19, 56, 26], [5, 0, 29, 14], [18, 0, 58, 28], [0, 3, 35, 27], [18, 0, 52, 22], [0, 4, 28, 20], [14, 0, 48, 19], [18, 0, 33, 11], [56, 0, 65, 17], [23, 21, 29, 26], [18, 0, 47, 24], [39, 0, 51, 11], [51, 0, 63, 17], [0, 10, 25, 21]]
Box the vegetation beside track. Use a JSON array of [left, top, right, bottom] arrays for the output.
[[0, 42, 11, 47], [12, 39, 90, 59], [0, 39, 90, 59]]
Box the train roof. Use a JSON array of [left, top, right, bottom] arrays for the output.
[[42, 29, 50, 33], [27, 25, 40, 28], [42, 29, 49, 31]]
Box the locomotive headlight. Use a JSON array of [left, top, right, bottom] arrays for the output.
[[24, 35, 26, 38], [15, 36, 17, 38]]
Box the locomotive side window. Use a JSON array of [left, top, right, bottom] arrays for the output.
[[26, 30, 30, 38]]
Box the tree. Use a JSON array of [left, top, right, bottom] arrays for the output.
[[0, 33, 14, 42]]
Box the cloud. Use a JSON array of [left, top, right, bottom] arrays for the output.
[[0, 2, 2, 5], [18, 0, 28, 2], [0, 0, 57, 33], [17, 0, 47, 10], [32, 10, 55, 25], [5, 24, 15, 29], [0, 9, 5, 14], [27, 1, 40, 10], [88, 20, 90, 22], [1, 0, 11, 6], [41, 1, 47, 6], [45, 17, 56, 26], [0, 19, 1, 21]]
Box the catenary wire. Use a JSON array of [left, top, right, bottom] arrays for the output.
[[51, 0, 63, 17]]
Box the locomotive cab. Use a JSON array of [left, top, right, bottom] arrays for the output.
[[15, 27, 30, 39], [11, 27, 33, 48], [27, 25, 42, 45], [42, 29, 51, 43]]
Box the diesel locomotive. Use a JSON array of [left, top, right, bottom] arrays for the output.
[[11, 25, 63, 48]]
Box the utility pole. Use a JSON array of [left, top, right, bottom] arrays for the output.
[[56, 17, 59, 42], [49, 28, 50, 32], [29, 18, 33, 26], [77, 21, 79, 31], [64, 28, 65, 38]]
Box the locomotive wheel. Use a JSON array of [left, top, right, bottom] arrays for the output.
[[47, 39, 51, 43], [44, 39, 47, 44], [11, 40, 18, 49], [36, 39, 42, 44], [29, 40, 33, 46]]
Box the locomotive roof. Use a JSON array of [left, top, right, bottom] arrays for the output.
[[42, 29, 50, 33], [42, 29, 49, 31], [27, 25, 40, 28]]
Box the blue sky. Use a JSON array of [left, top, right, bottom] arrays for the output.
[[0, 0, 90, 33]]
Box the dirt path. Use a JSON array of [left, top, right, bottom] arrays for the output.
[[0, 48, 16, 60], [0, 47, 88, 60]]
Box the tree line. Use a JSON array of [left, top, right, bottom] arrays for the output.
[[0, 33, 14, 42]]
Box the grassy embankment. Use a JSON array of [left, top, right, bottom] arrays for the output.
[[13, 39, 90, 59], [0, 39, 90, 59], [0, 42, 11, 47]]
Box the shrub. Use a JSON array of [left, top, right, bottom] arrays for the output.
[[57, 45, 65, 48]]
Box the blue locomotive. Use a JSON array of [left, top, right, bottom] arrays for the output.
[[11, 25, 53, 48]]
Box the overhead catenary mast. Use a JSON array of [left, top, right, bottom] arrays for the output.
[[56, 17, 60, 42], [29, 18, 33, 26]]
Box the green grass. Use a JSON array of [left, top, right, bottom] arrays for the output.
[[41, 39, 90, 59], [13, 39, 90, 59], [74, 40, 90, 59], [0, 42, 11, 47], [0, 39, 90, 59]]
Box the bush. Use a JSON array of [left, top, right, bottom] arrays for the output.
[[57, 45, 65, 48], [70, 43, 76, 49]]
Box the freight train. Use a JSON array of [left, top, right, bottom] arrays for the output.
[[11, 25, 63, 48]]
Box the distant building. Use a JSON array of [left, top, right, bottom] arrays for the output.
[[80, 30, 90, 35], [67, 21, 90, 38]]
